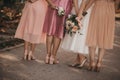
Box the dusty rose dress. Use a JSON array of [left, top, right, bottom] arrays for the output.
[[86, 0, 115, 49], [15, 0, 47, 43], [43, 0, 73, 39]]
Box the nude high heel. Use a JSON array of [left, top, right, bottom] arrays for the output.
[[45, 54, 50, 64], [88, 62, 95, 71], [95, 62, 102, 72], [79, 57, 87, 68], [28, 51, 36, 60], [28, 51, 32, 60], [23, 50, 28, 60], [49, 56, 54, 64], [49, 56, 59, 64]]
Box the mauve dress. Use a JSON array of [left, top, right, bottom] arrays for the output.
[[86, 0, 115, 49], [43, 0, 73, 39], [15, 0, 47, 43]]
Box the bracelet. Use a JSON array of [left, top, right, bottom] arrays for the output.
[[82, 11, 88, 16]]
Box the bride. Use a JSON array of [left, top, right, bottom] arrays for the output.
[[61, 0, 93, 68]]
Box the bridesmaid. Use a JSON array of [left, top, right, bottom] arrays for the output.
[[43, 0, 73, 64], [79, 0, 117, 72], [15, 0, 47, 60]]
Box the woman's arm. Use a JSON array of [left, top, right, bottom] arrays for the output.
[[77, 0, 87, 19], [73, 0, 79, 15], [46, 0, 56, 9], [84, 0, 94, 11]]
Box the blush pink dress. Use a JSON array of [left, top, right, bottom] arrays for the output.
[[15, 0, 47, 43], [43, 0, 73, 39], [86, 0, 115, 49]]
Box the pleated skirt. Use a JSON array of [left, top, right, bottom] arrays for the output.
[[86, 0, 115, 49]]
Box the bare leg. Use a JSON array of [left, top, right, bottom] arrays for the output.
[[46, 35, 53, 56], [75, 54, 80, 64], [70, 54, 87, 68], [52, 36, 61, 56], [73, 54, 81, 65], [88, 47, 96, 71], [95, 48, 105, 72], [24, 41, 29, 60], [70, 54, 80, 67], [24, 41, 36, 60], [28, 43, 36, 60], [24, 41, 29, 51], [78, 54, 86, 63], [97, 48, 105, 64], [45, 35, 53, 63], [78, 54, 87, 67], [50, 36, 61, 64]]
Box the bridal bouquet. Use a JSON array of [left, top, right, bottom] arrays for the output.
[[65, 14, 82, 36], [56, 7, 65, 16]]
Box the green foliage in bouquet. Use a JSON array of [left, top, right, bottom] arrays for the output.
[[65, 14, 80, 36], [67, 15, 78, 25]]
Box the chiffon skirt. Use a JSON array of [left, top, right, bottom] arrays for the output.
[[15, 0, 47, 43], [86, 0, 115, 49]]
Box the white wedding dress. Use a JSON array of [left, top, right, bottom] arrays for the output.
[[61, 0, 92, 54]]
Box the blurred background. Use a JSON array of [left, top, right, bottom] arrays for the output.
[[0, 0, 25, 50], [0, 0, 120, 50]]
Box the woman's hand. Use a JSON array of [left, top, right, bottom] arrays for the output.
[[76, 15, 83, 21], [76, 16, 83, 29], [50, 4, 57, 9], [46, 0, 57, 9]]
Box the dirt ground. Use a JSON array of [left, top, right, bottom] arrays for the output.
[[0, 22, 120, 80]]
